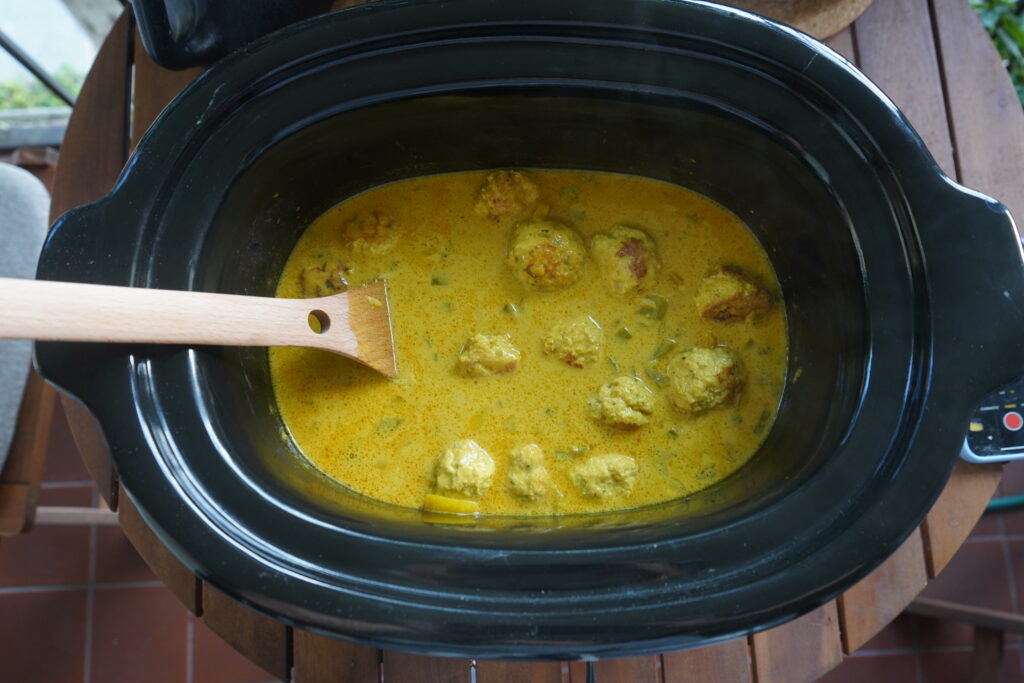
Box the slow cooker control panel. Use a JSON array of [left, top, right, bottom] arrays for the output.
[[962, 382, 1024, 462]]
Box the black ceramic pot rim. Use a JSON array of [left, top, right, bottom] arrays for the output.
[[36, 0, 1024, 658]]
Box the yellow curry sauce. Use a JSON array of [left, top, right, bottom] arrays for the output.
[[270, 170, 787, 517]]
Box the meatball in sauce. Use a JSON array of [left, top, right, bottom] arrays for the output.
[[507, 219, 586, 291], [591, 226, 659, 296]]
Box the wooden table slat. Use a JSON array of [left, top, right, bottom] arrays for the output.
[[569, 656, 659, 682], [931, 0, 1024, 221], [202, 584, 292, 682], [921, 460, 1002, 577], [0, 484, 31, 537], [49, 11, 132, 219], [60, 395, 120, 509], [836, 527, 928, 653], [662, 637, 752, 683], [0, 372, 53, 485], [854, 0, 957, 176], [47, 10, 135, 510], [293, 630, 380, 682], [117, 488, 201, 614], [750, 601, 843, 683], [0, 371, 57, 535], [476, 660, 564, 682], [381, 652, 471, 682]]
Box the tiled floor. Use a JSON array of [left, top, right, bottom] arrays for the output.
[[2, 401, 1024, 682], [0, 402, 277, 683]]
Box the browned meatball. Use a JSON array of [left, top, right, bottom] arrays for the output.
[[298, 261, 350, 297], [474, 170, 540, 221], [591, 226, 659, 296], [507, 219, 586, 291], [665, 346, 743, 414], [341, 210, 399, 255], [695, 266, 772, 322]]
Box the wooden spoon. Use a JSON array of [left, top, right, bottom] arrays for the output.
[[0, 277, 397, 378]]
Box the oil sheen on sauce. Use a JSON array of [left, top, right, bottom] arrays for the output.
[[270, 170, 787, 517]]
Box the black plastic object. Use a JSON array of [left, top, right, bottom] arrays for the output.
[[133, 0, 333, 69], [966, 381, 1024, 457], [36, 0, 1024, 659]]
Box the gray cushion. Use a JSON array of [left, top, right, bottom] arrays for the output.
[[0, 162, 49, 471]]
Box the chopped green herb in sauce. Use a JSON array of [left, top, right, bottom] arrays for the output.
[[376, 417, 404, 435], [651, 338, 678, 359], [637, 294, 668, 320]]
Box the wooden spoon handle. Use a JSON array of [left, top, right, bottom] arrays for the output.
[[0, 277, 397, 377]]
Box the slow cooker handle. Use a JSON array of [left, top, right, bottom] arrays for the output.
[[922, 184, 1024, 463], [38, 198, 136, 288], [34, 197, 139, 402], [960, 232, 1024, 464]]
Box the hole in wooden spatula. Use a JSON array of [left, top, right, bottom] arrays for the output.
[[308, 309, 331, 334]]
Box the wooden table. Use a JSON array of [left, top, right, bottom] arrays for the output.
[[48, 0, 1024, 680]]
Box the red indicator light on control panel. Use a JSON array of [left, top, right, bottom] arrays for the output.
[[1004, 411, 1024, 432]]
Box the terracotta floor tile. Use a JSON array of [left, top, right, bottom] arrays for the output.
[[0, 589, 87, 683], [917, 540, 1015, 647], [818, 652, 917, 683], [193, 616, 277, 683], [859, 613, 918, 651], [999, 463, 1024, 535], [91, 584, 188, 683], [93, 525, 156, 584], [1002, 507, 1024, 536], [41, 401, 89, 483], [918, 646, 1022, 683], [1002, 462, 1024, 496], [970, 509, 1003, 537], [0, 486, 92, 586]]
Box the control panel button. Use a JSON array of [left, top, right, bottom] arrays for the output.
[[966, 384, 1024, 458]]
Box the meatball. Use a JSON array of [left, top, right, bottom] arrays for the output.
[[591, 226, 659, 296], [474, 170, 540, 221], [591, 376, 655, 429], [508, 444, 553, 500], [342, 210, 399, 255], [665, 346, 743, 414], [298, 261, 350, 298], [507, 219, 586, 291], [543, 315, 603, 368], [695, 266, 772, 322], [432, 440, 495, 498], [456, 334, 521, 377], [570, 453, 638, 498]]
